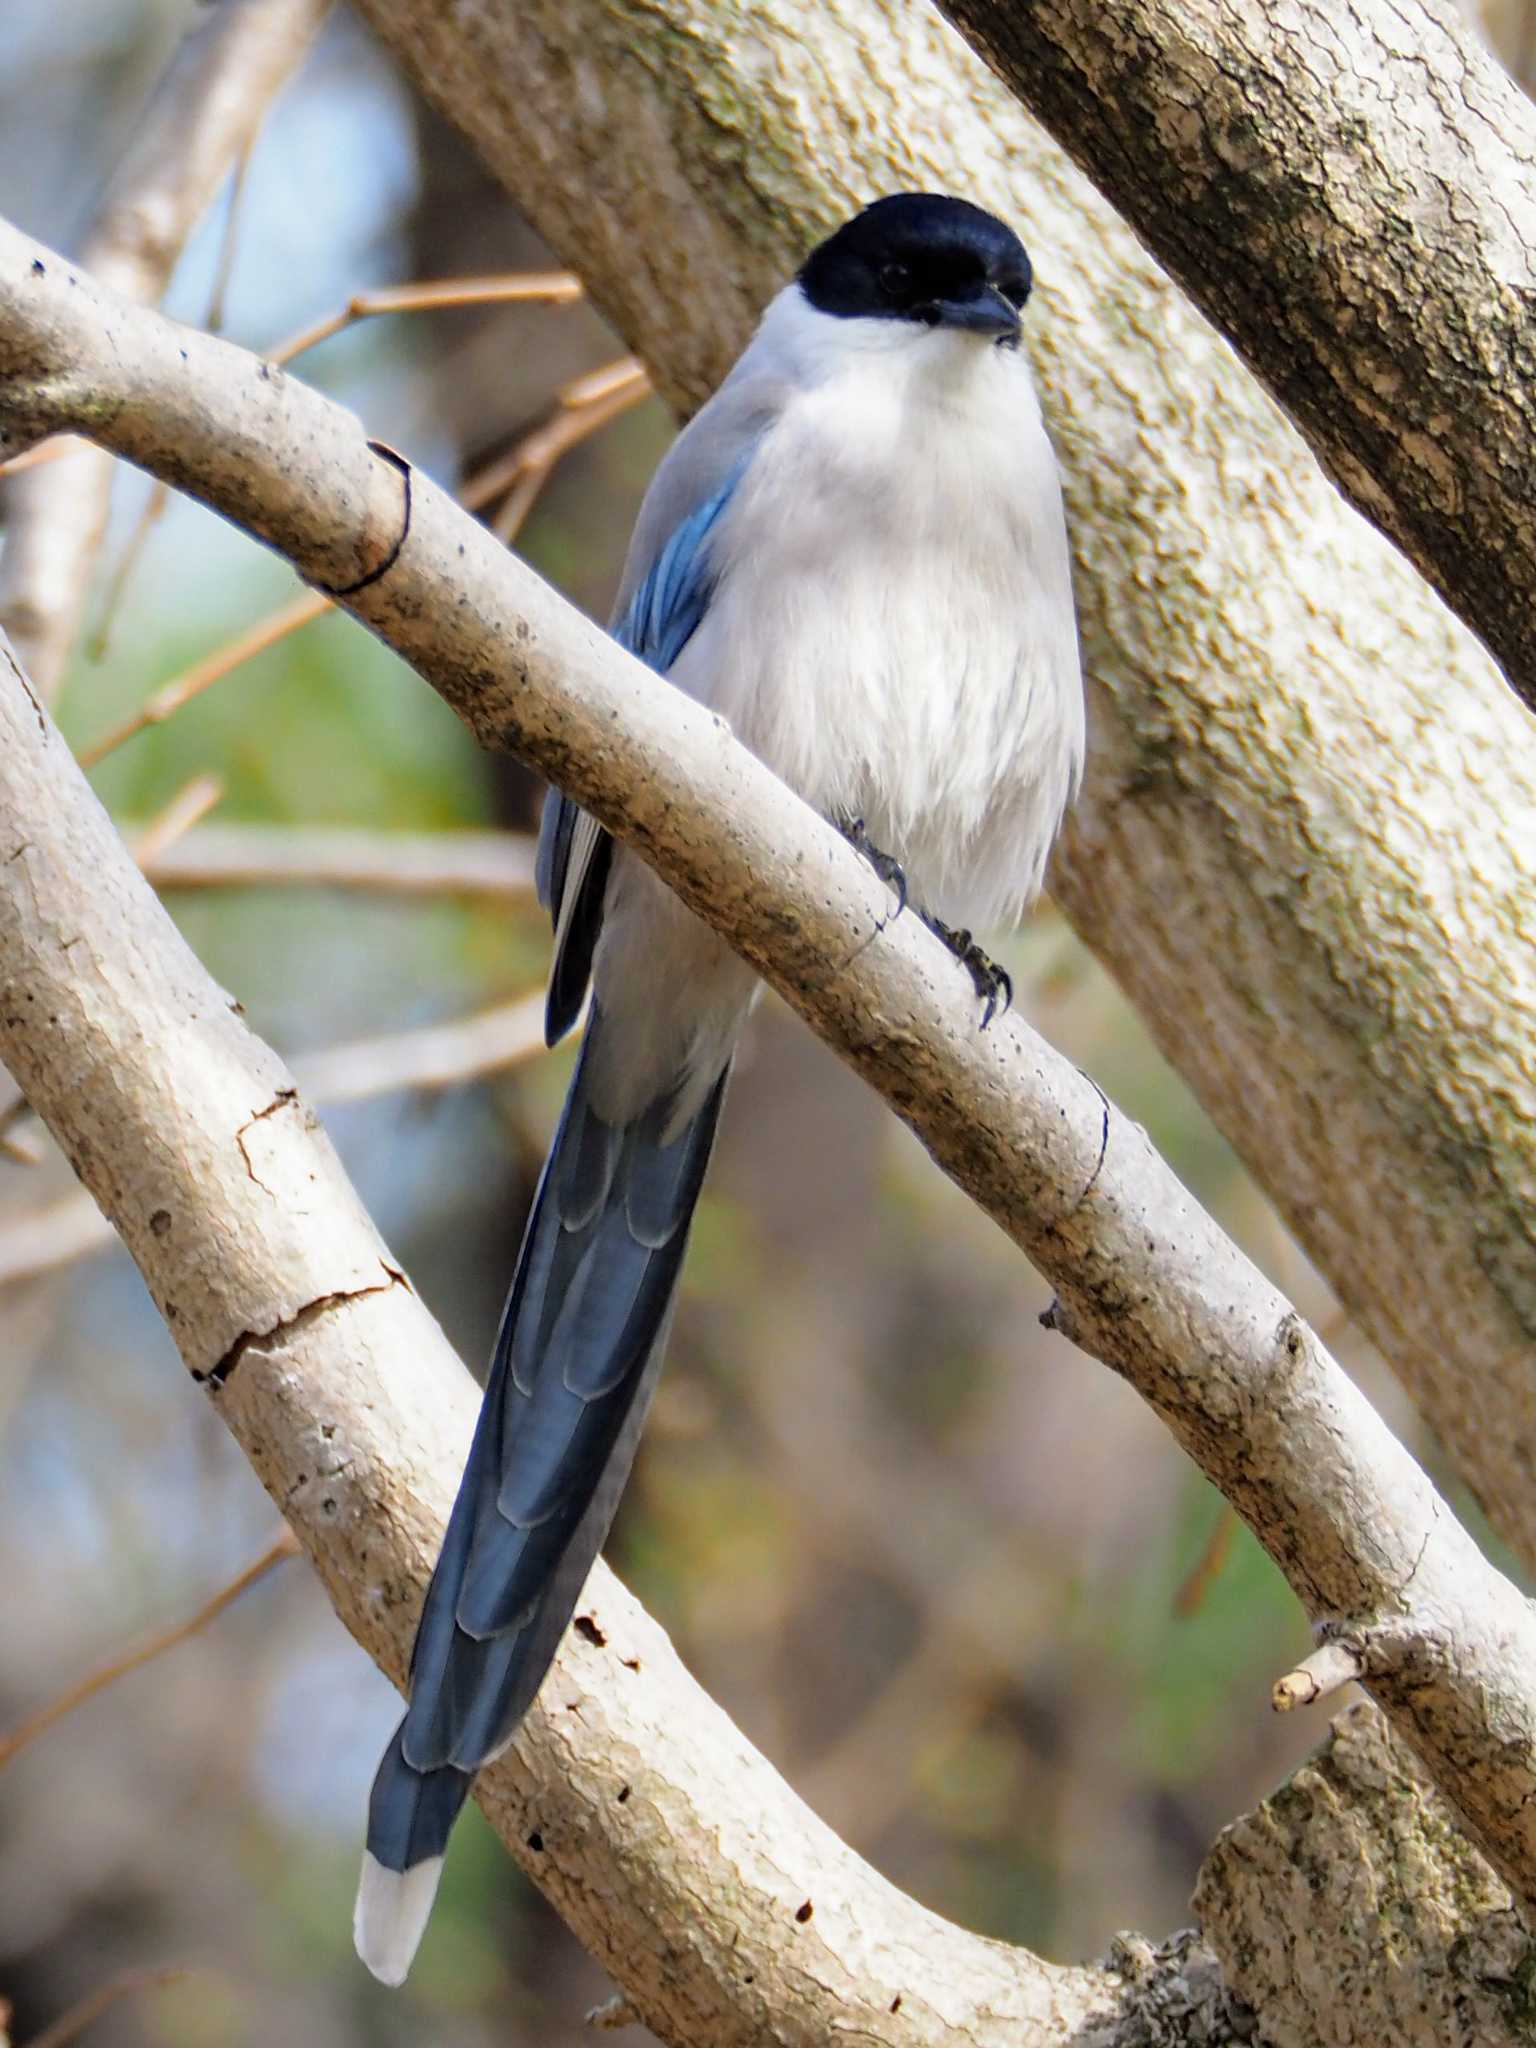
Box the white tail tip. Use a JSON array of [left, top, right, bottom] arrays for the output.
[[353, 1850, 444, 1986]]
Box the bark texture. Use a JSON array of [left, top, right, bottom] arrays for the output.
[[1197, 1701, 1536, 2046], [348, 0, 1536, 1589], [5, 223, 1536, 1945], [0, 0, 330, 698], [938, 0, 1536, 719]]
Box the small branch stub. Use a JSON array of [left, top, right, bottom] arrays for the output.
[[1273, 1639, 1366, 1713], [585, 1992, 641, 2030]]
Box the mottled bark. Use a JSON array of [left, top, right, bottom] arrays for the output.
[[348, 0, 1536, 1588], [1197, 1702, 1536, 2046], [4, 221, 1536, 1958], [937, 0, 1536, 721]]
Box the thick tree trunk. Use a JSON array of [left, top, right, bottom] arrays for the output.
[[937, 0, 1536, 718], [349, 0, 1536, 1586], [1197, 1701, 1536, 2046]]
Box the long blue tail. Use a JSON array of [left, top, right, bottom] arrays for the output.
[[355, 1011, 727, 1983]]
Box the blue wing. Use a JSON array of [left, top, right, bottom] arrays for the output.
[[537, 460, 748, 1043], [613, 467, 745, 671]]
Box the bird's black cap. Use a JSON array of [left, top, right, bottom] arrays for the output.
[[798, 192, 1032, 340]]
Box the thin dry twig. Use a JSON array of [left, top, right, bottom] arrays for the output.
[[87, 133, 262, 663], [75, 351, 645, 768], [1175, 1503, 1238, 1618], [21, 1967, 190, 2048], [487, 357, 650, 543], [0, 1109, 43, 1167], [0, 1528, 299, 1772], [130, 773, 225, 868], [85, 479, 173, 665], [87, 270, 584, 656], [586, 1994, 643, 2030], [0, 440, 71, 481], [76, 589, 331, 768], [141, 822, 538, 899], [291, 988, 550, 1104], [206, 137, 257, 337], [267, 271, 582, 367]]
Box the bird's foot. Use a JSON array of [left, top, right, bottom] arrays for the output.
[[838, 816, 907, 916], [921, 914, 1013, 1029]]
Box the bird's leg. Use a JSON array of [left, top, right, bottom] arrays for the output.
[[837, 818, 1010, 1027], [918, 912, 1013, 1029], [838, 815, 908, 916]]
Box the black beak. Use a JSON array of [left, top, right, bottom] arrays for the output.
[[932, 283, 1021, 343]]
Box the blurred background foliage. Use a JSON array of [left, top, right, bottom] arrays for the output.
[[0, 2, 1503, 2042]]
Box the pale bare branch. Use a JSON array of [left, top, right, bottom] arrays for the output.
[[0, 623, 1117, 2045], [0, 1191, 125, 1286], [141, 822, 538, 900], [0, 0, 332, 699], [292, 989, 551, 1105], [0, 991, 554, 1285], [1197, 1702, 1535, 2046], [0, 775, 227, 1161], [3, 233, 1536, 2022]]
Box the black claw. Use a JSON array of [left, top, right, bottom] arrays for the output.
[[839, 816, 908, 917], [920, 913, 1013, 1028]]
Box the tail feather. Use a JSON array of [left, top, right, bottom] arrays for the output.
[[365, 1725, 472, 1869], [354, 1727, 469, 1985], [356, 1011, 727, 1983], [460, 1063, 724, 1640]]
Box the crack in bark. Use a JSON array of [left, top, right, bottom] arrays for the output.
[[197, 1265, 405, 1387], [1, 638, 47, 732], [234, 1086, 299, 1194]]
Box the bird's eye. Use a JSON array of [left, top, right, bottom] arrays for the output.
[[878, 261, 911, 300]]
